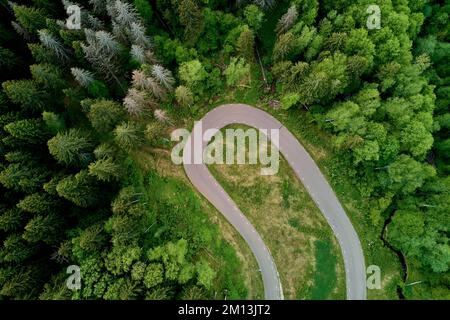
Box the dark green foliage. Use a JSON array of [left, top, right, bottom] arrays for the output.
[[87, 80, 109, 98], [0, 47, 19, 69], [0, 208, 25, 232], [0, 163, 49, 193], [134, 0, 153, 29], [178, 0, 205, 45], [56, 170, 99, 207], [23, 213, 64, 244], [42, 111, 65, 134], [1, 234, 33, 263], [2, 80, 46, 111], [17, 193, 61, 214], [0, 0, 448, 301], [1, 0, 246, 301]]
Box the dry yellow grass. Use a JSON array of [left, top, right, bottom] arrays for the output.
[[208, 126, 345, 299]]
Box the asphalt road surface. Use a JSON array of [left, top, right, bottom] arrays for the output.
[[182, 104, 366, 300]]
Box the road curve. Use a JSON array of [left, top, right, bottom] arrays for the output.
[[182, 104, 366, 300]]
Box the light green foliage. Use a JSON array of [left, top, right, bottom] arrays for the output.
[[88, 158, 122, 182], [344, 29, 375, 72], [325, 101, 367, 143], [47, 129, 93, 165], [111, 185, 142, 215], [114, 122, 143, 152], [103, 278, 136, 300], [305, 33, 324, 61], [105, 245, 142, 276], [77, 224, 108, 253], [143, 263, 164, 288], [131, 262, 147, 281], [273, 32, 297, 61], [244, 5, 264, 32], [144, 121, 164, 146], [296, 25, 316, 55], [175, 85, 194, 107], [76, 257, 111, 299], [297, 52, 348, 105], [196, 260, 216, 289], [390, 211, 425, 254], [12, 5, 46, 35], [386, 155, 436, 194], [400, 121, 434, 158], [4, 118, 49, 143], [281, 92, 300, 110], [56, 170, 99, 207], [179, 60, 207, 91], [181, 286, 206, 300], [353, 140, 380, 164], [17, 193, 59, 214], [147, 239, 195, 284], [2, 80, 45, 111], [386, 175, 450, 276], [224, 58, 250, 87]]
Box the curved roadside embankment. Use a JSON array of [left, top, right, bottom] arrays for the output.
[[182, 103, 366, 300]]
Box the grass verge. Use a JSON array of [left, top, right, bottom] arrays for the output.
[[208, 124, 346, 299]]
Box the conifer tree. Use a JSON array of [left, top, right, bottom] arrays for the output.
[[56, 170, 99, 207], [88, 158, 122, 182], [114, 122, 143, 151], [47, 129, 93, 166]]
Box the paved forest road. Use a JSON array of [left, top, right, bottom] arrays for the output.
[[182, 104, 366, 300]]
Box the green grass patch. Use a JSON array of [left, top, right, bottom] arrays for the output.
[[310, 239, 338, 300]]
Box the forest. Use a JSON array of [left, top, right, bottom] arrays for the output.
[[0, 0, 448, 300]]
